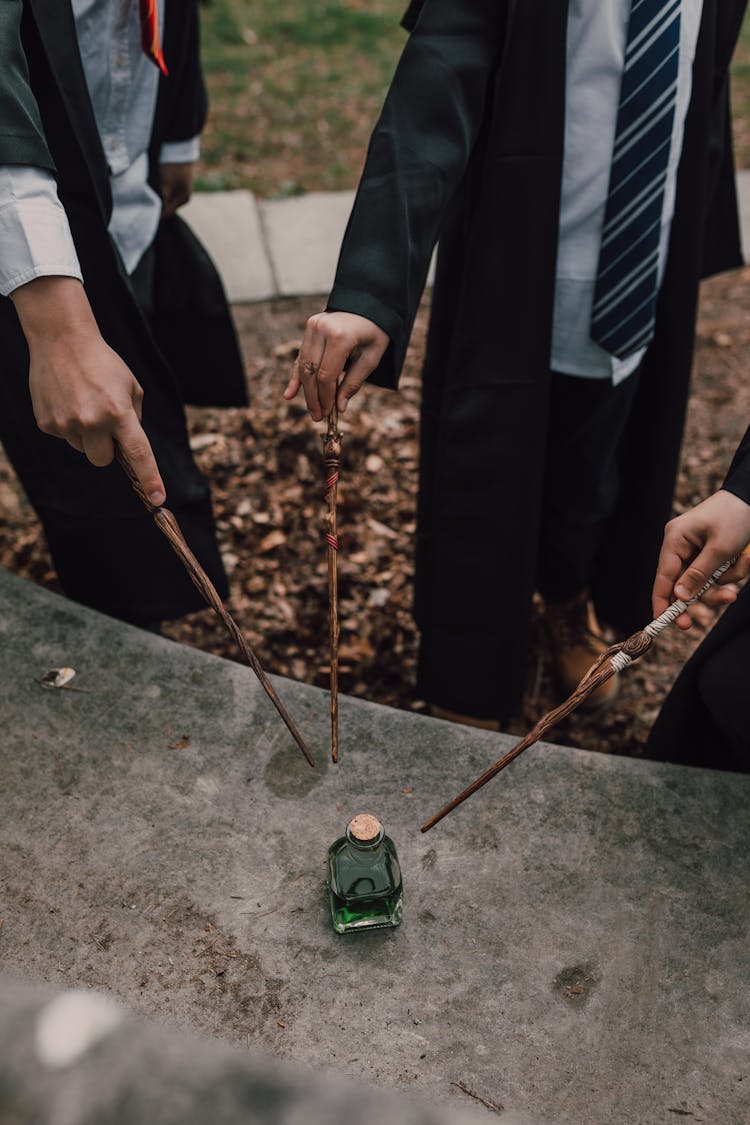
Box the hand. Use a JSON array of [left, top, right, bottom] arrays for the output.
[[652, 490, 750, 628], [283, 311, 389, 422], [160, 162, 195, 219], [12, 276, 166, 505]]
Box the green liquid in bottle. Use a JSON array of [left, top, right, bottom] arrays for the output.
[[326, 813, 403, 934]]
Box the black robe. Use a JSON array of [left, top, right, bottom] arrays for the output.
[[328, 0, 747, 717], [645, 425, 750, 768], [0, 0, 245, 624]]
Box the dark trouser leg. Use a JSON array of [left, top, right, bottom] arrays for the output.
[[696, 631, 750, 771], [536, 369, 642, 605], [414, 382, 550, 723], [129, 244, 157, 322]]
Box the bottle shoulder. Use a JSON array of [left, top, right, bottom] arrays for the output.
[[326, 835, 402, 899]]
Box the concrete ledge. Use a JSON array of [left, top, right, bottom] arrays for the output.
[[1, 566, 748, 1124], [0, 975, 489, 1125]]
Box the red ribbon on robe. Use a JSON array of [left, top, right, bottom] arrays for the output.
[[139, 0, 168, 76]]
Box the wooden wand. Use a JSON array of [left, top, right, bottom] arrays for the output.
[[116, 447, 315, 768], [322, 405, 342, 762], [421, 557, 739, 832]]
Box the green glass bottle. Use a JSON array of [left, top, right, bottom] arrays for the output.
[[326, 813, 403, 934]]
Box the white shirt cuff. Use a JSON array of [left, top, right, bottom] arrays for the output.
[[159, 136, 200, 164], [0, 166, 82, 297]]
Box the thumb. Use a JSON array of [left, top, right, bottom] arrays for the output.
[[674, 547, 729, 601]]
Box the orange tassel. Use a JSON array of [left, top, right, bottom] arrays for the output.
[[139, 0, 168, 76]]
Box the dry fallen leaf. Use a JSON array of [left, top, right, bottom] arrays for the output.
[[367, 518, 398, 540], [368, 587, 390, 608], [38, 667, 76, 689], [189, 433, 222, 452], [169, 735, 191, 750], [258, 529, 287, 553]]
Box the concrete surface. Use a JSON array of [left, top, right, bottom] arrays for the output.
[[180, 175, 750, 304], [259, 190, 356, 297], [1, 565, 749, 1124], [0, 975, 491, 1125], [180, 190, 277, 303]]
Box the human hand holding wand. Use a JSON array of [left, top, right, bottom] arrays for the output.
[[421, 555, 741, 833]]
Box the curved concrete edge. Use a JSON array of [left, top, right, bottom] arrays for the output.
[[0, 974, 517, 1125], [182, 177, 750, 304]]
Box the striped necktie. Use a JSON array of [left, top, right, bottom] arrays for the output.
[[591, 0, 681, 359], [139, 0, 168, 77]]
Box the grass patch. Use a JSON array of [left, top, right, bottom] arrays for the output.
[[732, 12, 750, 168], [198, 0, 407, 195]]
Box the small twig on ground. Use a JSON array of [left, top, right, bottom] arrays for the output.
[[53, 752, 70, 789], [239, 906, 281, 919], [451, 1080, 504, 1115]]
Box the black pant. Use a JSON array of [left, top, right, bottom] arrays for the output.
[[129, 243, 157, 321], [416, 368, 642, 719], [697, 630, 750, 769], [536, 368, 642, 605]]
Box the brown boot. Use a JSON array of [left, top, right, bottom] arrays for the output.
[[543, 592, 619, 710]]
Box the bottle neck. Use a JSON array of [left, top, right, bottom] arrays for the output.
[[345, 825, 385, 851]]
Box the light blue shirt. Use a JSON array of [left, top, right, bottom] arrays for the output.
[[0, 0, 199, 296], [552, 0, 703, 383]]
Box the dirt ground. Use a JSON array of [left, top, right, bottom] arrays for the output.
[[2, 268, 749, 756]]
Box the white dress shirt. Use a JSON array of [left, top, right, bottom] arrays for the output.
[[552, 0, 704, 383], [0, 0, 199, 297]]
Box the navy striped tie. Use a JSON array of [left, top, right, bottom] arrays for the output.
[[591, 0, 681, 359]]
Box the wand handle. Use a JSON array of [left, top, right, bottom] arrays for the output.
[[323, 405, 342, 763], [610, 554, 739, 673], [422, 556, 740, 831]]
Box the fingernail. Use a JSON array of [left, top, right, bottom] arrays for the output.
[[675, 584, 688, 599], [150, 490, 165, 505], [340, 398, 348, 412]]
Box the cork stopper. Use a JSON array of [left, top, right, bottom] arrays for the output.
[[347, 813, 382, 843]]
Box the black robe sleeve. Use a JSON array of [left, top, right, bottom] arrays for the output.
[[0, 0, 54, 170], [149, 0, 246, 409], [152, 0, 207, 149], [645, 419, 750, 769], [327, 0, 508, 387], [699, 0, 747, 279], [722, 425, 750, 506], [400, 1, 425, 31]]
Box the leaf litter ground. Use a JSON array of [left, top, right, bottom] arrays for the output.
[[1, 270, 749, 757]]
